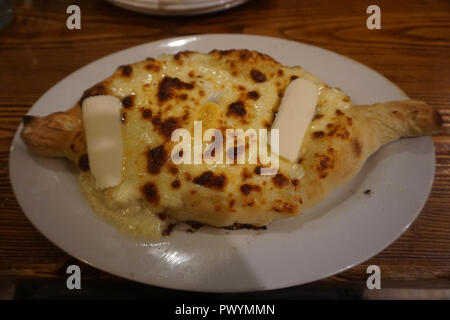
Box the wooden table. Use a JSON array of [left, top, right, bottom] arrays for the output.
[[0, 0, 449, 299]]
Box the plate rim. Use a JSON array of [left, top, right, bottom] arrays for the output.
[[105, 0, 251, 16], [9, 34, 436, 292]]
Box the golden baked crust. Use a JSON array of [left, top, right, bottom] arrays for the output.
[[21, 50, 442, 228]]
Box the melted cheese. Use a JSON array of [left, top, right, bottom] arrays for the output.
[[78, 51, 351, 238], [79, 173, 165, 239]]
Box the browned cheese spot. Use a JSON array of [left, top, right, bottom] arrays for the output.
[[240, 184, 261, 196], [140, 108, 152, 119], [174, 50, 194, 63], [193, 171, 227, 190], [313, 131, 325, 138], [254, 166, 263, 175], [122, 95, 135, 109], [314, 149, 336, 179], [247, 90, 260, 100], [171, 179, 181, 189], [182, 110, 190, 121], [120, 65, 133, 77], [79, 83, 108, 105], [239, 50, 251, 61], [147, 145, 167, 175], [152, 114, 161, 127], [313, 114, 324, 120], [326, 124, 349, 139], [168, 164, 179, 175], [145, 64, 161, 72], [151, 114, 180, 139], [141, 182, 159, 205], [227, 101, 246, 117], [250, 69, 267, 83], [157, 77, 194, 104], [272, 200, 297, 214], [241, 168, 253, 180], [160, 117, 179, 138], [272, 173, 289, 188]]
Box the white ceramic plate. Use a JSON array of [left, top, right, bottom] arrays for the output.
[[9, 34, 435, 292], [106, 0, 251, 16]]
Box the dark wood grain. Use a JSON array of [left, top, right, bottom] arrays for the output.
[[0, 0, 449, 296]]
